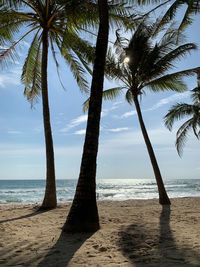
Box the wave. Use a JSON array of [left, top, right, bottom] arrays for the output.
[[0, 178, 200, 205]]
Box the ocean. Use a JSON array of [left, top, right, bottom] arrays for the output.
[[0, 179, 200, 205]]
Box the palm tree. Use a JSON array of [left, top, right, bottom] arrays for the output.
[[95, 21, 200, 205], [62, 0, 161, 232], [0, 0, 98, 209], [164, 77, 200, 156], [63, 0, 109, 232]]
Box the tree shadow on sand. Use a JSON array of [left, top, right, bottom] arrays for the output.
[[0, 206, 49, 224], [118, 206, 200, 266], [37, 231, 94, 267]]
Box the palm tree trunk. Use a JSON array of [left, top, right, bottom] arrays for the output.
[[40, 28, 57, 209], [133, 94, 171, 205], [63, 0, 109, 232]]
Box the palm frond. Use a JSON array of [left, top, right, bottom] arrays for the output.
[[125, 89, 134, 105], [147, 43, 197, 80], [155, 0, 200, 35], [164, 103, 195, 130], [22, 29, 42, 105], [103, 87, 124, 101], [49, 32, 66, 90], [60, 48, 89, 93], [0, 0, 23, 8], [83, 97, 90, 113], [83, 86, 124, 113], [146, 76, 188, 92], [176, 118, 194, 156], [191, 87, 200, 103], [191, 111, 200, 138]]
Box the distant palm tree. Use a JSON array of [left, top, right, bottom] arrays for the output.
[[93, 21, 200, 205], [0, 0, 98, 209], [164, 77, 200, 156]]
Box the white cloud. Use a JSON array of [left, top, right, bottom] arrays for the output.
[[100, 127, 176, 153], [121, 110, 137, 118], [60, 104, 118, 133], [0, 67, 21, 88], [110, 101, 123, 110], [119, 92, 189, 120], [74, 129, 86, 135], [60, 114, 88, 132], [108, 127, 129, 132], [148, 92, 190, 111], [8, 130, 22, 134], [102, 101, 123, 117]]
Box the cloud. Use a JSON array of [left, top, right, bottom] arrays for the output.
[[8, 130, 22, 134], [0, 67, 21, 88], [110, 101, 123, 109], [60, 102, 121, 133], [120, 92, 189, 119], [108, 127, 129, 132], [100, 127, 177, 153], [121, 110, 137, 118], [102, 101, 123, 117], [148, 92, 190, 111], [74, 129, 86, 135], [60, 114, 88, 133]]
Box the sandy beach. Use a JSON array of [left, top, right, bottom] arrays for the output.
[[0, 197, 200, 266]]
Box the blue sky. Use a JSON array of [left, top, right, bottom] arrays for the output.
[[0, 3, 200, 180]]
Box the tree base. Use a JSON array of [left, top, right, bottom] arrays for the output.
[[63, 198, 100, 233], [37, 205, 57, 211], [63, 221, 100, 233]]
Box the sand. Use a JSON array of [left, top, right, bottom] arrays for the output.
[[0, 197, 200, 266]]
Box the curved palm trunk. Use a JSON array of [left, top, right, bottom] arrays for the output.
[[63, 0, 109, 232], [40, 28, 57, 209], [133, 94, 171, 205]]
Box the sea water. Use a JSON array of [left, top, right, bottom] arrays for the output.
[[0, 179, 200, 205]]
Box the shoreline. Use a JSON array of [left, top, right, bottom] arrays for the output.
[[1, 197, 200, 266], [2, 195, 200, 207]]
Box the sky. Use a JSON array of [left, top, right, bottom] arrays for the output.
[[0, 2, 200, 180]]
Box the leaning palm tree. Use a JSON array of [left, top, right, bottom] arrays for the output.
[[164, 78, 200, 156], [0, 0, 98, 209], [94, 21, 200, 205]]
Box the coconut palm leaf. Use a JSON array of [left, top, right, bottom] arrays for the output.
[[155, 0, 200, 35], [145, 67, 200, 92], [164, 103, 195, 130], [60, 48, 89, 93], [102, 87, 124, 100], [176, 118, 194, 156], [125, 89, 134, 105], [21, 29, 42, 104], [191, 86, 200, 103], [83, 86, 124, 112], [165, 83, 200, 156]]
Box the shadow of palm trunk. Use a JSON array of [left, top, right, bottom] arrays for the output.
[[38, 231, 94, 266], [158, 205, 188, 265], [118, 206, 199, 266]]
